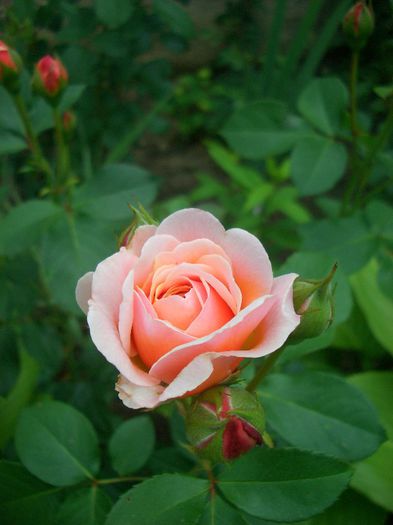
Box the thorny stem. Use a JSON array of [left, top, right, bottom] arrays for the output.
[[246, 346, 286, 393]]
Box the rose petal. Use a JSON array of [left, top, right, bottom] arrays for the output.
[[156, 208, 226, 244], [134, 234, 179, 288], [76, 272, 93, 314], [149, 294, 275, 383], [130, 224, 157, 256], [153, 286, 202, 330], [186, 286, 233, 337], [154, 238, 230, 268], [116, 374, 164, 409], [118, 270, 135, 355], [133, 289, 196, 368], [220, 228, 273, 307]]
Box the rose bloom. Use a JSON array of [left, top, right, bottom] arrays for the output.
[[76, 209, 300, 409]]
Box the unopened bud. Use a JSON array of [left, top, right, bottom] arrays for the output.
[[342, 2, 374, 50], [62, 111, 76, 134], [33, 55, 68, 101], [118, 204, 157, 248], [186, 386, 271, 463], [0, 41, 22, 92], [289, 264, 336, 343]]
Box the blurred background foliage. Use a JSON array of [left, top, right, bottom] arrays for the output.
[[0, 0, 393, 523]]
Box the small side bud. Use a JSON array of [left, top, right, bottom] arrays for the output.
[[0, 40, 22, 92], [342, 2, 374, 50], [186, 386, 271, 463], [62, 111, 77, 135], [289, 264, 336, 343], [118, 204, 157, 248], [33, 55, 68, 102]]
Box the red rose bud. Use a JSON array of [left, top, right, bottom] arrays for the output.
[[186, 386, 271, 463], [33, 55, 68, 99], [342, 2, 374, 49], [62, 111, 76, 133], [0, 41, 22, 91], [288, 264, 336, 343]]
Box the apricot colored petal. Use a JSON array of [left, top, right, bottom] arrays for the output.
[[116, 374, 164, 409], [130, 224, 157, 256], [75, 271, 93, 314], [153, 287, 201, 330], [154, 238, 230, 268], [118, 270, 135, 355], [87, 302, 158, 386], [149, 294, 275, 383], [133, 290, 196, 368], [156, 208, 226, 243], [220, 228, 273, 307], [134, 234, 179, 288], [186, 287, 233, 337]]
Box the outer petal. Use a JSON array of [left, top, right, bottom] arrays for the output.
[[149, 294, 276, 383], [118, 270, 135, 355], [220, 228, 273, 307], [87, 249, 158, 387], [116, 375, 164, 409], [76, 272, 93, 314], [156, 208, 226, 244], [129, 224, 157, 256]]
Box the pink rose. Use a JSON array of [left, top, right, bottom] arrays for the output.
[[76, 209, 300, 409]]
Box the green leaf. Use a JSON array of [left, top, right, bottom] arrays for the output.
[[205, 141, 262, 190], [221, 101, 302, 160], [109, 415, 155, 475], [0, 461, 60, 525], [279, 251, 353, 324], [0, 200, 62, 256], [300, 214, 376, 275], [279, 329, 335, 364], [265, 186, 311, 224], [309, 489, 387, 525], [59, 85, 86, 112], [153, 0, 195, 38], [200, 494, 248, 525], [349, 372, 393, 440], [217, 448, 351, 522], [15, 400, 100, 486], [0, 86, 23, 134], [40, 211, 116, 312], [351, 441, 393, 512], [74, 163, 157, 221], [298, 78, 348, 135], [259, 372, 385, 461], [291, 136, 347, 196], [0, 349, 39, 449], [0, 130, 26, 155], [105, 474, 209, 525], [57, 488, 112, 525], [350, 258, 393, 355], [94, 0, 134, 29], [365, 200, 393, 242]]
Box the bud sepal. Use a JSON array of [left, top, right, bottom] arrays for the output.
[[186, 386, 271, 463], [342, 2, 374, 50]]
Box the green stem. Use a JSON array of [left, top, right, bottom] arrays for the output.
[[53, 107, 69, 184], [12, 94, 53, 182], [95, 476, 146, 485], [341, 50, 360, 215], [246, 347, 286, 393]]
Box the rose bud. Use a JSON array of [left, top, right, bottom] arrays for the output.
[[0, 40, 22, 92], [186, 386, 271, 463], [62, 111, 76, 134], [76, 209, 300, 409], [33, 55, 68, 100], [288, 264, 336, 343], [342, 2, 374, 50]]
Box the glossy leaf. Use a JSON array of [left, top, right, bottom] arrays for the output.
[[94, 0, 134, 29], [349, 372, 393, 440], [57, 488, 112, 525], [217, 448, 351, 522], [0, 350, 39, 449], [109, 415, 155, 475], [74, 163, 156, 221], [0, 130, 26, 155], [0, 461, 60, 525], [351, 441, 393, 512], [105, 474, 209, 525], [298, 77, 348, 135], [259, 372, 385, 461], [350, 258, 393, 355], [0, 200, 62, 256], [15, 400, 100, 486], [291, 135, 347, 196]]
